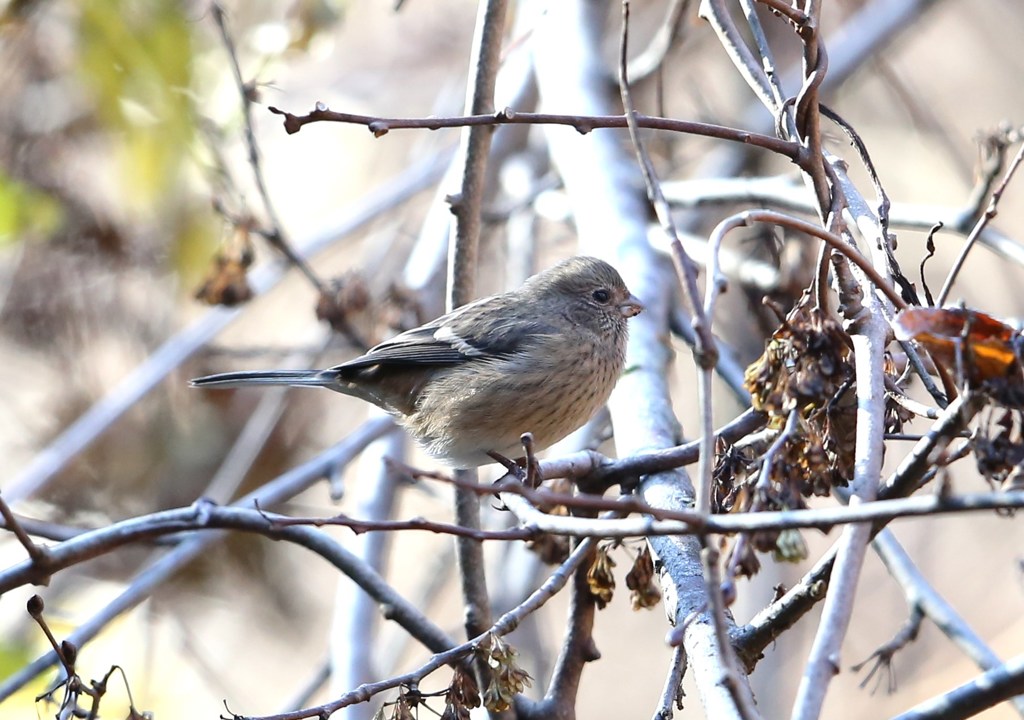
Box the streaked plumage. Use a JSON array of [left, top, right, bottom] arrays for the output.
[[191, 256, 642, 467]]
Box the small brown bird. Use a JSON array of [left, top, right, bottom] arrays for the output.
[[191, 256, 642, 468]]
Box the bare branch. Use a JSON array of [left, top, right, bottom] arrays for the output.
[[211, 3, 326, 294], [791, 143, 894, 719], [871, 530, 1024, 715], [698, 0, 777, 110], [891, 653, 1024, 720], [937, 130, 1024, 306], [446, 0, 510, 651], [652, 645, 688, 720], [266, 105, 801, 159], [243, 538, 597, 720], [0, 418, 395, 701]]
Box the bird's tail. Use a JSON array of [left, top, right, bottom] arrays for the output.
[[190, 369, 340, 390]]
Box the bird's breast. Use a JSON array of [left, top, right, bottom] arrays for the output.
[[404, 332, 625, 466]]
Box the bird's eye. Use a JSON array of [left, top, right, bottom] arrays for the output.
[[592, 288, 611, 303]]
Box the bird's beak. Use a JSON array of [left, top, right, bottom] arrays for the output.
[[619, 294, 644, 318]]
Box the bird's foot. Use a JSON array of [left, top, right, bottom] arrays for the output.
[[487, 451, 524, 479], [488, 434, 542, 487]]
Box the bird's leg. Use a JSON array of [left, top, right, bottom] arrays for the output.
[[486, 435, 542, 486], [519, 432, 542, 488]]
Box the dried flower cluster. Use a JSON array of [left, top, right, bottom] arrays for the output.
[[478, 634, 532, 712], [441, 667, 480, 720], [625, 545, 661, 611], [586, 544, 617, 609], [713, 300, 859, 575], [316, 271, 372, 337], [585, 542, 662, 611], [740, 300, 858, 500], [975, 408, 1024, 492]]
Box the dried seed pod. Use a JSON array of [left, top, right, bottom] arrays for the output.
[[442, 667, 480, 720], [478, 634, 532, 712], [586, 544, 617, 609], [625, 545, 661, 610]]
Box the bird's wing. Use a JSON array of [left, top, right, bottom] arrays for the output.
[[338, 296, 557, 370]]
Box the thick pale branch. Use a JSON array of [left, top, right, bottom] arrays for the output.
[[534, 1, 756, 715]]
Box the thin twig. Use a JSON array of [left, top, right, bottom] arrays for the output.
[[881, 393, 981, 499], [704, 209, 907, 309], [267, 105, 802, 159], [669, 304, 752, 404], [890, 652, 1024, 720], [937, 134, 1024, 306], [652, 644, 688, 720], [725, 409, 799, 583], [625, 0, 691, 84], [263, 509, 535, 541], [0, 418, 395, 702], [241, 537, 597, 720], [702, 542, 761, 718], [575, 407, 766, 494], [497, 482, 1024, 539], [959, 129, 1014, 230], [447, 0, 509, 654], [850, 603, 923, 694], [248, 478, 1024, 541], [755, 0, 810, 25], [0, 494, 48, 566], [211, 4, 325, 294], [519, 540, 600, 719], [791, 5, 832, 215], [819, 105, 892, 248], [619, 0, 718, 521], [872, 529, 1024, 715]]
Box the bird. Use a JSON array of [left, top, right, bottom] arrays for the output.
[[191, 256, 643, 468]]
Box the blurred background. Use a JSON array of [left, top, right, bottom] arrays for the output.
[[1, 0, 1024, 718]]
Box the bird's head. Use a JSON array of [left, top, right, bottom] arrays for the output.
[[528, 256, 644, 333]]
